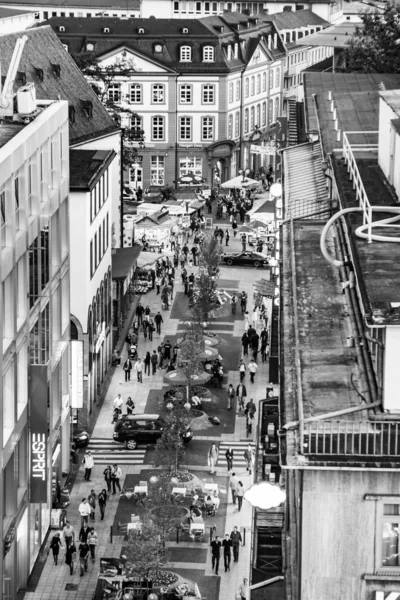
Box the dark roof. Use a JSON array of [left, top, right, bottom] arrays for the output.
[[304, 72, 400, 154], [112, 245, 142, 280], [295, 22, 357, 48], [69, 148, 116, 190], [48, 14, 285, 72], [0, 25, 118, 145], [262, 9, 329, 30], [2, 0, 139, 8], [0, 123, 24, 149]]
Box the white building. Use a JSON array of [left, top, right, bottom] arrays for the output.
[[69, 148, 116, 424], [0, 0, 140, 21], [0, 93, 70, 598], [378, 90, 400, 201]]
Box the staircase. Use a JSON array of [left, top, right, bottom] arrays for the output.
[[287, 98, 298, 145]]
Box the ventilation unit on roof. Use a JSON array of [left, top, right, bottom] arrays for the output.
[[34, 67, 44, 81], [81, 100, 93, 118], [17, 82, 37, 115], [50, 63, 61, 77], [16, 71, 26, 85]]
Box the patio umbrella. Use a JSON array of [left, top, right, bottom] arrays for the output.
[[177, 173, 206, 187], [163, 370, 212, 386], [221, 175, 260, 190], [249, 219, 270, 229], [177, 334, 219, 348], [238, 225, 254, 234], [197, 346, 219, 361]]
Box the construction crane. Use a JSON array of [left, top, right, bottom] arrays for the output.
[[0, 35, 28, 117]]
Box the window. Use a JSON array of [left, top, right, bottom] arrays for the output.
[[202, 84, 215, 104], [90, 240, 93, 276], [152, 84, 165, 103], [229, 82, 234, 103], [269, 70, 273, 89], [257, 74, 261, 94], [130, 84, 142, 103], [245, 78, 249, 98], [180, 45, 192, 61], [275, 67, 281, 87], [152, 116, 164, 140], [236, 80, 240, 101], [150, 156, 165, 185], [131, 115, 143, 137], [108, 84, 121, 103], [228, 114, 233, 139], [234, 43, 238, 58], [244, 108, 249, 133], [268, 99, 273, 124], [251, 76, 255, 96], [203, 46, 215, 61], [262, 72, 267, 92], [235, 111, 240, 137], [202, 116, 214, 140], [179, 116, 192, 140], [250, 106, 254, 131], [275, 96, 280, 120], [381, 503, 400, 568], [256, 104, 260, 127], [180, 157, 202, 176], [180, 85, 192, 103], [262, 101, 266, 126]]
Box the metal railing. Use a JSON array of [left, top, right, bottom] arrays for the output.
[[303, 420, 400, 457], [342, 131, 379, 243]]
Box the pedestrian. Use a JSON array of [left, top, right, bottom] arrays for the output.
[[155, 312, 163, 334], [112, 464, 122, 494], [248, 358, 258, 383], [226, 383, 235, 410], [238, 359, 246, 382], [79, 541, 90, 577], [240, 291, 247, 313], [238, 577, 250, 600], [88, 489, 97, 521], [225, 447, 234, 472], [231, 293, 237, 315], [225, 229, 230, 246], [49, 532, 63, 565], [230, 526, 242, 562], [236, 382, 247, 412], [164, 339, 172, 361], [78, 498, 90, 525], [151, 350, 158, 375], [122, 357, 132, 382], [208, 442, 218, 475], [252, 306, 259, 330], [142, 319, 148, 340], [79, 522, 90, 543], [62, 521, 75, 550], [66, 541, 77, 575], [241, 233, 247, 251], [251, 332, 259, 361], [232, 218, 238, 237], [126, 396, 135, 415], [210, 535, 222, 575], [222, 534, 232, 572], [236, 481, 245, 511], [144, 351, 151, 376], [87, 527, 98, 561], [134, 358, 143, 383], [82, 451, 94, 481], [244, 442, 255, 471], [245, 398, 256, 418], [229, 472, 239, 504], [244, 311, 250, 332], [148, 320, 155, 341], [156, 276, 162, 294], [158, 343, 165, 369], [113, 394, 123, 411], [241, 332, 249, 356], [246, 411, 254, 437], [98, 489, 107, 521], [136, 302, 144, 325], [103, 465, 112, 493]]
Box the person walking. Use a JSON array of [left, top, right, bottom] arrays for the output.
[[231, 293, 237, 315], [244, 444, 255, 474], [225, 447, 234, 472], [98, 489, 107, 521], [136, 302, 145, 325], [88, 489, 97, 521], [79, 541, 90, 577], [230, 526, 243, 562], [112, 464, 122, 494], [154, 311, 164, 335], [226, 383, 235, 410], [238, 578, 250, 600], [248, 358, 258, 383], [144, 351, 151, 376], [126, 396, 135, 415], [240, 291, 247, 313], [122, 357, 132, 382], [229, 472, 239, 505], [164, 340, 172, 361], [103, 465, 112, 494], [62, 521, 75, 550], [78, 498, 91, 526], [79, 522, 90, 544], [50, 532, 63, 565], [210, 535, 222, 575], [238, 359, 246, 383], [208, 443, 219, 475], [245, 398, 256, 418], [251, 332, 260, 361], [225, 229, 230, 246], [236, 481, 245, 511], [241, 332, 249, 356], [113, 394, 123, 414], [236, 382, 247, 412], [222, 534, 232, 572], [134, 358, 143, 383], [244, 311, 250, 332], [83, 451, 94, 481], [66, 541, 77, 575], [87, 527, 98, 561], [151, 350, 158, 375], [156, 275, 162, 294]]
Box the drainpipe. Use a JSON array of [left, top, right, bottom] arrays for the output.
[[238, 68, 245, 171]]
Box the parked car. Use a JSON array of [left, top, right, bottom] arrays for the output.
[[221, 250, 269, 268], [113, 413, 193, 449]]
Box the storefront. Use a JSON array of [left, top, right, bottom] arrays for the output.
[[112, 246, 142, 345], [205, 140, 236, 186]]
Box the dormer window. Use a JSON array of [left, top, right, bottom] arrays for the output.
[[86, 42, 95, 51], [34, 67, 44, 81], [154, 43, 164, 53], [50, 63, 61, 77], [234, 43, 238, 58], [203, 46, 215, 62], [102, 27, 110, 33], [180, 45, 192, 62], [138, 27, 145, 34], [59, 25, 65, 32], [182, 27, 189, 34], [227, 45, 232, 60], [81, 100, 93, 118]]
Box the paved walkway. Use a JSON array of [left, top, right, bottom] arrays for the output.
[[24, 194, 272, 600]]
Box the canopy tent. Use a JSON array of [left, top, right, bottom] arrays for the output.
[[221, 175, 260, 190]]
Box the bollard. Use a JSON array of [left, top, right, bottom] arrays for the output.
[[110, 526, 113, 543], [242, 526, 246, 547]]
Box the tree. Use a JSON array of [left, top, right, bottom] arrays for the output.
[[122, 521, 166, 580], [190, 235, 222, 323], [154, 399, 191, 473], [344, 3, 400, 73]]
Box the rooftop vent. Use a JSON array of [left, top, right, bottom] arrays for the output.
[[81, 99, 93, 118], [34, 67, 44, 81], [102, 27, 110, 33], [16, 71, 26, 85], [138, 27, 145, 34], [214, 25, 224, 32], [59, 25, 65, 32], [181, 27, 189, 33], [69, 105, 76, 123], [50, 63, 61, 77]]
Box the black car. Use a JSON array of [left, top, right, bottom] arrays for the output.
[[113, 413, 193, 449], [221, 251, 269, 268]]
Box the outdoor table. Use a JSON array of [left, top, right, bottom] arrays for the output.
[[190, 522, 205, 533], [172, 487, 186, 496], [127, 521, 142, 533], [134, 485, 148, 494], [204, 483, 218, 493]]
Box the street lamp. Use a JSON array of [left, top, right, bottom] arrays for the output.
[[238, 168, 251, 183]]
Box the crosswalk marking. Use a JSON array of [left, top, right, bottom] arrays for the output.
[[217, 441, 255, 468], [86, 438, 146, 466]]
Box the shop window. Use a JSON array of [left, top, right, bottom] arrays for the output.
[[150, 156, 165, 185], [180, 157, 202, 177], [379, 501, 400, 569]]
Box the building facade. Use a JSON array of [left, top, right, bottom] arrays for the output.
[[0, 98, 70, 599], [69, 149, 116, 427]]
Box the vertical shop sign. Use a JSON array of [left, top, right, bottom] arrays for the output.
[[70, 340, 84, 408], [30, 365, 48, 503]]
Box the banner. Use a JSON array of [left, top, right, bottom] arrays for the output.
[[70, 340, 84, 408], [30, 365, 48, 503]]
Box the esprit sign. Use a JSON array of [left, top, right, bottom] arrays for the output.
[[31, 434, 46, 482], [29, 365, 48, 503]]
